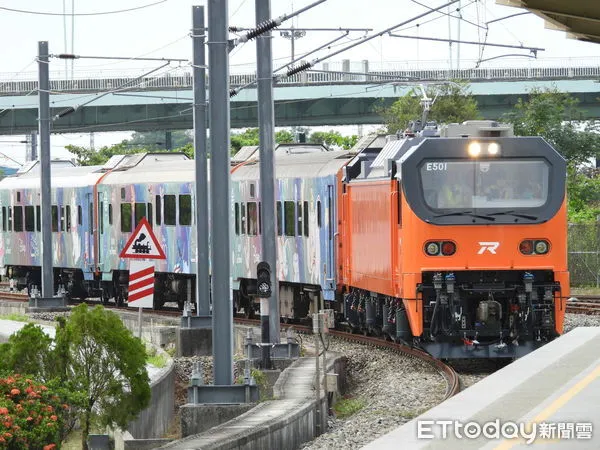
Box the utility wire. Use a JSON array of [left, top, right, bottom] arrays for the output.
[[409, 0, 486, 30], [0, 1, 168, 16]]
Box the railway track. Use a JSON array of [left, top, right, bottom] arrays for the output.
[[566, 295, 600, 315], [236, 317, 461, 401], [1, 293, 460, 399]]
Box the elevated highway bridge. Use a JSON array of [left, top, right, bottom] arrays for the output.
[[0, 59, 599, 134]]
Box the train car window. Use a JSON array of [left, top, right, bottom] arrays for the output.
[[296, 201, 302, 237], [147, 203, 153, 228], [36, 206, 40, 232], [121, 203, 132, 233], [51, 206, 58, 232], [60, 206, 65, 232], [277, 201, 282, 236], [303, 201, 309, 237], [77, 205, 82, 226], [135, 203, 146, 228], [7, 207, 12, 232], [247, 202, 258, 235], [284, 201, 295, 236], [121, 188, 126, 200], [89, 204, 94, 235], [16, 192, 20, 202], [25, 206, 34, 232], [258, 202, 262, 235], [2, 207, 5, 231], [164, 195, 176, 226], [108, 204, 113, 226], [66, 205, 71, 232], [99, 203, 104, 234], [179, 195, 192, 226], [235, 203, 240, 235], [240, 203, 246, 235], [317, 200, 322, 228], [155, 195, 162, 225], [250, 183, 255, 198], [13, 206, 23, 232]]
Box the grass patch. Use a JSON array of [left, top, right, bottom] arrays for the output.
[[0, 313, 30, 322], [146, 345, 168, 368], [571, 287, 600, 296], [236, 368, 271, 401], [333, 396, 365, 419], [147, 353, 168, 368]]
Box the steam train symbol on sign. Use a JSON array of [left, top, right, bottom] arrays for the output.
[[132, 233, 151, 254]]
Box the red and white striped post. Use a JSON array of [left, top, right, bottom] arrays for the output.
[[128, 260, 155, 338]]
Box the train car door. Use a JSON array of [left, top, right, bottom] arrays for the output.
[[324, 184, 335, 300], [97, 192, 104, 266], [86, 193, 94, 268]]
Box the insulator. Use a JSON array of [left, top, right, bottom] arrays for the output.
[[244, 19, 278, 41], [229, 88, 238, 98], [286, 62, 312, 77]]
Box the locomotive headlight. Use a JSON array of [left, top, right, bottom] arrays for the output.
[[425, 242, 440, 256], [487, 142, 500, 155], [468, 142, 481, 157], [535, 240, 549, 254]]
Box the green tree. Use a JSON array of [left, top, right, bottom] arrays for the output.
[[127, 130, 193, 150], [308, 130, 358, 150], [382, 82, 480, 133], [57, 304, 151, 449], [503, 88, 600, 221], [0, 323, 54, 381], [275, 129, 295, 144], [65, 142, 141, 166]]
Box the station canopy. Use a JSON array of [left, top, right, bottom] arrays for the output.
[[497, 0, 600, 44]]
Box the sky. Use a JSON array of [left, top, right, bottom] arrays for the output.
[[0, 0, 599, 164]]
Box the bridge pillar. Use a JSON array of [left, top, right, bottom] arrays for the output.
[[342, 59, 350, 81], [362, 60, 369, 82]]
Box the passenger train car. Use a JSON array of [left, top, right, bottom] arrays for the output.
[[0, 122, 570, 358]]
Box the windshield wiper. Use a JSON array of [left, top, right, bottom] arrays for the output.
[[486, 210, 538, 220], [434, 211, 496, 221]]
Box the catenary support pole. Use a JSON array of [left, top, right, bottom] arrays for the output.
[[38, 41, 53, 299], [30, 131, 38, 161], [192, 5, 211, 319], [208, 0, 233, 385], [255, 0, 280, 345]]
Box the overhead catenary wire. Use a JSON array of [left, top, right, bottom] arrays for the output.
[[285, 0, 461, 77], [233, 0, 328, 46], [0, 1, 168, 16], [387, 33, 544, 54], [52, 61, 171, 119], [409, 0, 486, 30]]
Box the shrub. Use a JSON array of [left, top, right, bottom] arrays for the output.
[[0, 374, 70, 449]]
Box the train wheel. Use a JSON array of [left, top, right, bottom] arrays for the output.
[[101, 290, 110, 305]]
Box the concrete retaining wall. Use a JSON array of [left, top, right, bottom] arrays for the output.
[[127, 356, 175, 439]]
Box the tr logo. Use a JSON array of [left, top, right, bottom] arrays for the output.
[[478, 241, 500, 254]]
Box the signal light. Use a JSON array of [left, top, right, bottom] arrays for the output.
[[487, 142, 500, 155], [425, 242, 440, 256], [256, 261, 272, 298], [468, 142, 481, 157], [441, 241, 456, 256], [519, 240, 533, 255], [425, 241, 456, 256], [520, 239, 550, 255], [534, 240, 549, 254]]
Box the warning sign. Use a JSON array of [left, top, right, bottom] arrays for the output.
[[120, 217, 166, 260], [127, 260, 155, 308]]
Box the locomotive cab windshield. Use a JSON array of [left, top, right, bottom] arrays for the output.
[[401, 137, 566, 225]]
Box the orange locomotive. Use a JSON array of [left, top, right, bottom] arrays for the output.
[[337, 122, 569, 358]]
